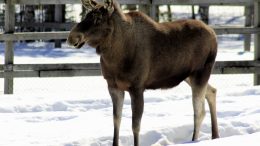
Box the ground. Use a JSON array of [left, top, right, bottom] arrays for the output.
[[0, 5, 259, 146]]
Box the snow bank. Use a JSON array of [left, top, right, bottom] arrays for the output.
[[173, 132, 260, 146], [0, 79, 260, 146]]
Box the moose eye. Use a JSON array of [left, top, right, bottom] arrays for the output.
[[92, 13, 103, 24], [94, 19, 102, 24]]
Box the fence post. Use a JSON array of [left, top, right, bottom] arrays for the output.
[[54, 4, 63, 48], [4, 0, 15, 94], [244, 5, 253, 52], [254, 0, 260, 85]]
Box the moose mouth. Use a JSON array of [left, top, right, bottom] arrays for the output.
[[67, 37, 85, 49], [76, 42, 85, 48]]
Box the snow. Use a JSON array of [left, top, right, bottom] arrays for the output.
[[0, 6, 260, 146], [0, 75, 260, 146], [174, 132, 260, 146]]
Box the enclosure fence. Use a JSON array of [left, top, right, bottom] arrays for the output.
[[0, 0, 260, 94]]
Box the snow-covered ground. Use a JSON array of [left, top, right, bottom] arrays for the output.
[[0, 40, 259, 146], [0, 74, 260, 146], [0, 5, 259, 146]]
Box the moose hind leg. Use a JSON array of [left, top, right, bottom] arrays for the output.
[[108, 87, 125, 146], [185, 77, 207, 141], [206, 84, 220, 139], [191, 83, 207, 141]]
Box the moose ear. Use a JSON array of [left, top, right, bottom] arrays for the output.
[[81, 0, 98, 10], [104, 0, 114, 15]]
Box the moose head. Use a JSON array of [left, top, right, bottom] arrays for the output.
[[67, 0, 116, 49]]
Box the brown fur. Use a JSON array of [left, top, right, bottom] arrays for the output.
[[68, 0, 219, 146]]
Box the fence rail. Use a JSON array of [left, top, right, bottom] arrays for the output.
[[153, 0, 254, 5], [1, 61, 260, 78], [0, 0, 254, 5], [1, 27, 260, 41], [1, 0, 260, 94], [7, 0, 149, 5], [0, 22, 75, 30]]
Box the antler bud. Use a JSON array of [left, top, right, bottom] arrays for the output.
[[104, 0, 114, 14], [81, 0, 98, 10], [104, 0, 113, 7]]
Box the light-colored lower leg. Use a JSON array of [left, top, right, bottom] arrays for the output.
[[186, 78, 219, 140], [206, 84, 220, 139], [192, 85, 207, 141]]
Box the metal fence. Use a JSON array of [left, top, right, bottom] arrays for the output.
[[0, 0, 260, 94]]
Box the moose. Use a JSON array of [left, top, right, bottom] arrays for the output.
[[67, 0, 220, 145]]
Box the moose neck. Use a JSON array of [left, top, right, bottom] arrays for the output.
[[99, 6, 130, 65]]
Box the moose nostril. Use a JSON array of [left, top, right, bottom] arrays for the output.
[[67, 33, 84, 47], [74, 42, 79, 47]]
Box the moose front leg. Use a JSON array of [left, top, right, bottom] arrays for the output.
[[129, 88, 144, 146], [108, 87, 125, 146]]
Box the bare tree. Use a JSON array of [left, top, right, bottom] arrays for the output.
[[167, 5, 172, 21], [21, 5, 35, 32], [191, 5, 195, 19], [198, 5, 209, 24]]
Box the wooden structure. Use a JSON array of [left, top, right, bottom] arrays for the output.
[[0, 0, 260, 94], [244, 5, 253, 52]]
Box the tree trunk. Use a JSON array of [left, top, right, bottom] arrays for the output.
[[191, 5, 195, 19], [198, 5, 209, 24], [45, 5, 55, 22], [44, 5, 65, 47], [155, 6, 159, 22], [22, 5, 35, 32], [167, 5, 172, 21]]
